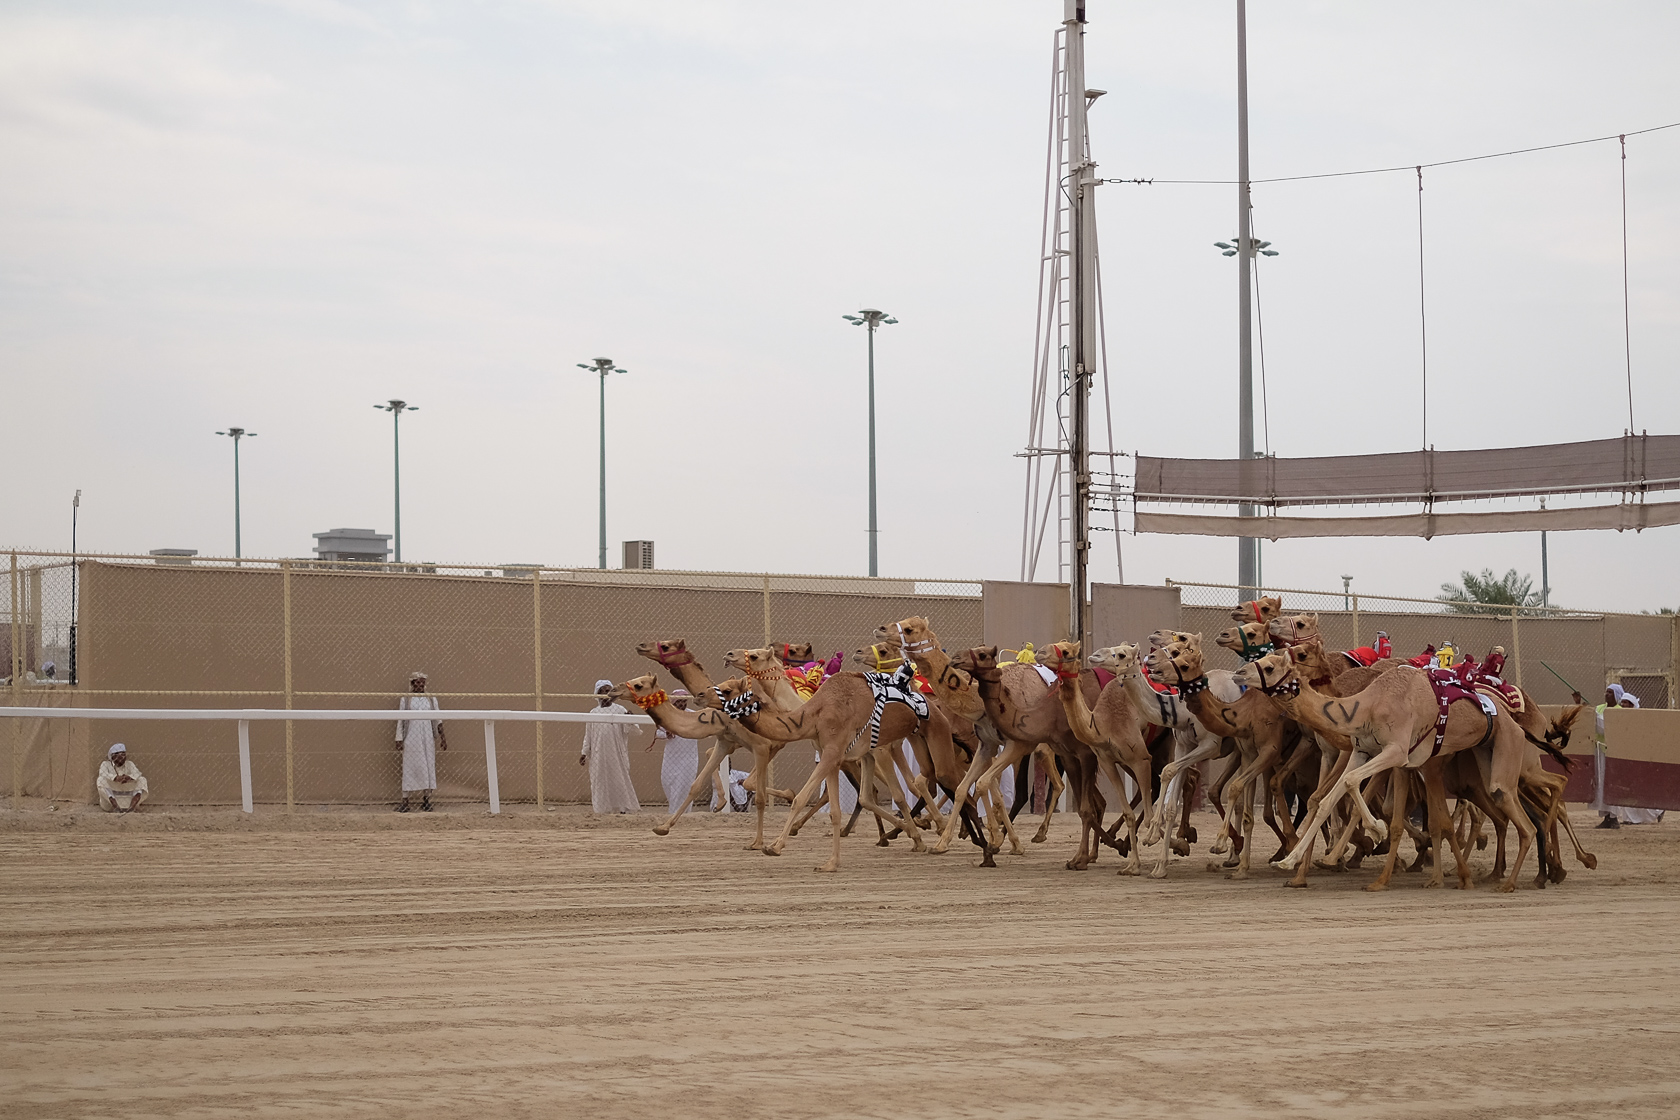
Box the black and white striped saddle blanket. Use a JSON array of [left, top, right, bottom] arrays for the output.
[[862, 662, 929, 750]]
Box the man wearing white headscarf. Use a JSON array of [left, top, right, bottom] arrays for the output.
[[580, 680, 641, 813], [395, 671, 447, 812], [97, 744, 148, 812], [1598, 687, 1664, 826], [649, 688, 701, 814]]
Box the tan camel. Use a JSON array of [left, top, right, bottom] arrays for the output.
[[1037, 640, 1165, 876], [1231, 595, 1283, 624], [1238, 648, 1539, 892], [719, 670, 992, 872], [877, 618, 1040, 853], [1142, 635, 1306, 879], [954, 647, 1109, 870], [634, 638, 800, 849], [1089, 643, 1239, 860]]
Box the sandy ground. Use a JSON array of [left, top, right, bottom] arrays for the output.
[[4, 802, 1680, 1119]]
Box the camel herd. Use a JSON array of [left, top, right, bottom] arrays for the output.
[[616, 596, 1595, 891]]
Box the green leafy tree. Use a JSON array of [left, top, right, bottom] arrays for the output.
[[1438, 568, 1542, 614]]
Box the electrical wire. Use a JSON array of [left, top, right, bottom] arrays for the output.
[[1110, 120, 1680, 186]]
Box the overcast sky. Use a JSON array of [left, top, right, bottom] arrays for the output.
[[3, 1, 1677, 611]]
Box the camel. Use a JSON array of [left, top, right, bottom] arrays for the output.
[[719, 669, 992, 872], [1142, 635, 1306, 879], [1036, 640, 1168, 876], [877, 617, 1046, 852], [1088, 643, 1239, 860], [634, 638, 801, 849], [1237, 648, 1540, 892], [953, 646, 1110, 870], [1231, 595, 1283, 625]]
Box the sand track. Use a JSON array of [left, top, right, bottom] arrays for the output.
[[4, 805, 1680, 1118]]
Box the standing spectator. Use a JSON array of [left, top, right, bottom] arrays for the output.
[[1599, 690, 1664, 827], [648, 688, 701, 814], [97, 744, 148, 812], [580, 680, 641, 814], [395, 671, 447, 813]]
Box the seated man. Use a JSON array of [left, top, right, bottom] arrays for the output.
[[98, 744, 149, 813]]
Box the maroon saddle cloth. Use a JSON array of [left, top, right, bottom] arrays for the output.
[[1421, 668, 1500, 753]]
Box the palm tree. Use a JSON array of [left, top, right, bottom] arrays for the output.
[[1438, 568, 1542, 615]]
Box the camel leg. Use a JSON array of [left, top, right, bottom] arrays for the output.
[[1421, 762, 1472, 889], [1363, 768, 1410, 891], [839, 762, 864, 838], [1033, 746, 1064, 843], [1273, 744, 1410, 872], [765, 742, 846, 857], [655, 739, 730, 836], [1096, 756, 1142, 875], [816, 759, 846, 873], [939, 739, 1031, 854]]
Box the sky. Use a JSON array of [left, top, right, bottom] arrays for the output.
[[2, 0, 1677, 612]]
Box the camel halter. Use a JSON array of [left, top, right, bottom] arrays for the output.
[[1158, 656, 1209, 698], [1235, 628, 1274, 663], [720, 689, 761, 719], [896, 621, 936, 658], [633, 689, 668, 711], [1255, 667, 1300, 698], [744, 662, 783, 684], [869, 646, 905, 672]]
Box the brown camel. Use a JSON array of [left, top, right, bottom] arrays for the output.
[[634, 638, 800, 849], [1231, 595, 1283, 625], [1237, 648, 1539, 892], [719, 670, 991, 872], [1142, 635, 1305, 879], [1038, 640, 1163, 876], [953, 647, 1109, 870]]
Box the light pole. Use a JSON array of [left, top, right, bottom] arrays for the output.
[[70, 489, 80, 685], [373, 401, 417, 563], [842, 309, 897, 577], [1342, 574, 1353, 612], [576, 358, 625, 569], [215, 427, 257, 559]]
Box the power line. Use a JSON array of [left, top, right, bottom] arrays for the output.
[[1111, 120, 1680, 186]]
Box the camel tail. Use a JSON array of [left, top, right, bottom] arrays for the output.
[[1524, 729, 1574, 772]]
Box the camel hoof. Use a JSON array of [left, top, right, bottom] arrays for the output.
[[1031, 831, 1050, 844], [1148, 865, 1168, 879], [1270, 858, 1298, 872], [1549, 865, 1567, 884], [815, 863, 839, 873], [1225, 868, 1249, 881], [1222, 855, 1241, 870], [909, 840, 927, 853], [927, 844, 950, 856], [652, 826, 671, 836], [1422, 879, 1442, 889], [1343, 855, 1364, 870], [763, 845, 783, 857], [1065, 859, 1088, 871], [1475, 835, 1488, 851], [1581, 853, 1598, 870], [979, 853, 997, 868], [1283, 879, 1309, 889], [1362, 881, 1389, 892], [1269, 848, 1289, 864], [1171, 838, 1189, 857], [1496, 881, 1517, 893], [744, 841, 762, 851], [1184, 826, 1198, 843], [1205, 861, 1226, 873]]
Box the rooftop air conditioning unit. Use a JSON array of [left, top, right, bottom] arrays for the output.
[[622, 540, 654, 570]]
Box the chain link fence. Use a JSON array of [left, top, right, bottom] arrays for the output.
[[2, 549, 981, 810], [5, 547, 1674, 812]]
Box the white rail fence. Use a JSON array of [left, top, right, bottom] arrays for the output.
[[0, 707, 652, 815]]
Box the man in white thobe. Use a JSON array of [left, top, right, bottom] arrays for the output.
[[649, 688, 701, 814], [98, 744, 149, 812], [580, 680, 641, 813], [395, 671, 447, 812]]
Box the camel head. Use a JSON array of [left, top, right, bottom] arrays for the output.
[[1148, 628, 1198, 651], [1145, 638, 1204, 684], [1231, 595, 1283, 624], [615, 673, 667, 710], [853, 643, 906, 672], [725, 646, 784, 680], [1282, 637, 1334, 679], [1268, 612, 1320, 647], [635, 638, 694, 667], [889, 615, 937, 656], [1037, 639, 1082, 680], [1088, 643, 1139, 678], [1215, 621, 1269, 654], [774, 642, 814, 665], [955, 645, 1001, 677], [709, 676, 757, 713], [1236, 648, 1298, 694]]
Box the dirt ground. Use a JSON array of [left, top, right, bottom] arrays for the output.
[[4, 801, 1680, 1119]]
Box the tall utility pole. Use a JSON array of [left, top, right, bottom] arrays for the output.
[[69, 489, 80, 686], [577, 358, 626, 569], [215, 427, 257, 559], [1235, 0, 1259, 597], [842, 309, 898, 577], [373, 401, 417, 563], [1065, 0, 1098, 651]]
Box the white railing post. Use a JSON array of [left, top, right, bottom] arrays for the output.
[[237, 720, 253, 814], [483, 719, 500, 815]]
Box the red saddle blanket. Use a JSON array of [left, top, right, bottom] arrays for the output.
[[1422, 668, 1500, 752]]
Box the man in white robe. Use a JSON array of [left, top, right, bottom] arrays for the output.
[[97, 744, 149, 812], [650, 688, 702, 814], [1598, 689, 1664, 827], [580, 680, 641, 813], [395, 671, 447, 812]]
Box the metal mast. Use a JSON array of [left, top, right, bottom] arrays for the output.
[[1066, 0, 1096, 650], [1235, 0, 1258, 596]]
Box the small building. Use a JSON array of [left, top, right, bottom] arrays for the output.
[[148, 549, 197, 566], [312, 528, 391, 564]]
